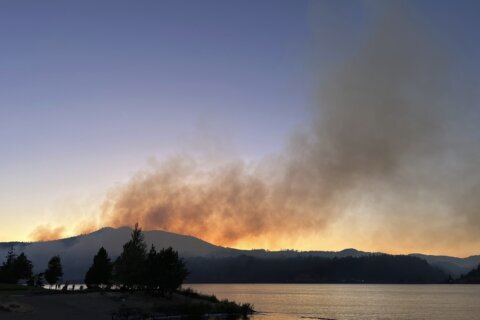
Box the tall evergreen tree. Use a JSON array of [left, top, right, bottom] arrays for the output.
[[114, 223, 147, 289], [0, 249, 33, 285], [145, 246, 188, 296], [45, 256, 63, 287], [13, 253, 33, 282], [146, 245, 162, 292], [0, 247, 17, 283], [158, 247, 188, 297], [85, 247, 113, 288]]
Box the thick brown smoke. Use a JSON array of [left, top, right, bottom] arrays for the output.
[[39, 3, 480, 254], [100, 158, 322, 247], [99, 4, 477, 251]]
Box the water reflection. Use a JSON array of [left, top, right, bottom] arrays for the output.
[[187, 284, 480, 320]]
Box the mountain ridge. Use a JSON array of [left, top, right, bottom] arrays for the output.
[[0, 227, 478, 280]]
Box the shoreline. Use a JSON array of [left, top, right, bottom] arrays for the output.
[[0, 285, 253, 319]]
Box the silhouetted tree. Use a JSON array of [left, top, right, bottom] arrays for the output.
[[186, 254, 448, 284], [458, 264, 480, 283], [0, 247, 17, 283], [114, 223, 147, 289], [13, 253, 33, 283], [158, 247, 188, 297], [85, 247, 113, 288], [146, 245, 188, 296], [0, 248, 33, 284], [146, 245, 160, 291], [45, 256, 63, 288]]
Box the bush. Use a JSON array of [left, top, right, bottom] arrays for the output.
[[177, 287, 219, 303]]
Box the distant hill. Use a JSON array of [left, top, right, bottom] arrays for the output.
[[244, 249, 480, 278], [0, 227, 238, 280], [242, 248, 373, 259], [186, 254, 448, 283], [457, 264, 480, 283], [0, 227, 478, 281], [410, 253, 480, 278]]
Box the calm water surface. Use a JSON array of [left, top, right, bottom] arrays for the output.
[[187, 284, 480, 320]]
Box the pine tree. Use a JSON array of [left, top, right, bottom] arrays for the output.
[[45, 256, 63, 287], [114, 223, 147, 289], [145, 246, 188, 296], [158, 247, 188, 297], [85, 247, 113, 288], [14, 253, 33, 282], [146, 245, 161, 292], [0, 247, 17, 283]]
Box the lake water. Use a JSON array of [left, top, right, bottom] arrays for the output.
[[187, 284, 480, 320]]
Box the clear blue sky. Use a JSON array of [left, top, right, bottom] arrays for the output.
[[1, 1, 479, 249]]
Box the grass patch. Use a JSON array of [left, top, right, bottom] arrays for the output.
[[214, 299, 254, 316], [177, 287, 219, 303], [156, 288, 254, 316], [0, 283, 46, 294], [0, 283, 28, 291]]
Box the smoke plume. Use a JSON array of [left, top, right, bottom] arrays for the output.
[[34, 3, 480, 255], [30, 225, 66, 242]]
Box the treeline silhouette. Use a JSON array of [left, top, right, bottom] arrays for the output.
[[3, 226, 480, 286], [0, 247, 63, 287], [85, 223, 188, 296], [186, 254, 448, 283], [457, 264, 480, 283], [0, 224, 187, 295]]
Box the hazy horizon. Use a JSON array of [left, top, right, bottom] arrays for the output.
[[2, 0, 480, 257], [1, 225, 477, 259]]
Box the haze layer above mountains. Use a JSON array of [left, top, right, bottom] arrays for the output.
[[2, 227, 479, 281]]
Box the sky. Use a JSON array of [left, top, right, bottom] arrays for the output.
[[1, 1, 480, 257]]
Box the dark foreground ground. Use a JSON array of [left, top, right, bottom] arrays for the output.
[[0, 292, 116, 319], [0, 285, 252, 319]]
